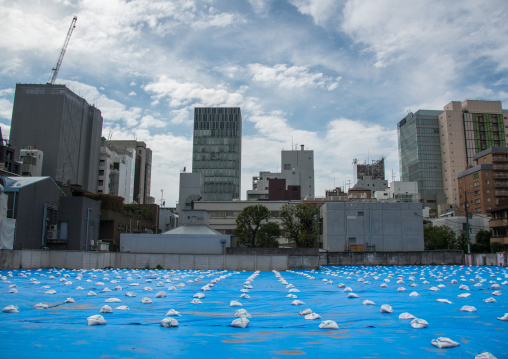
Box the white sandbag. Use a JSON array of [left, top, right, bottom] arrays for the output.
[[410, 318, 428, 328], [87, 291, 97, 296], [87, 314, 107, 326], [115, 305, 129, 310], [166, 309, 181, 316], [240, 294, 250, 298], [380, 283, 388, 288], [155, 291, 166, 298], [460, 305, 477, 312], [457, 293, 471, 298], [431, 337, 459, 348], [347, 293, 359, 298], [235, 309, 252, 318], [409, 292, 420, 297], [160, 317, 179, 328], [484, 297, 496, 303], [105, 298, 122, 303], [2, 305, 18, 313], [291, 300, 305, 305], [304, 313, 322, 320], [201, 285, 211, 291], [143, 287, 153, 292], [193, 293, 205, 299], [337, 283, 345, 288], [45, 289, 57, 295], [398, 312, 415, 319], [141, 297, 152, 304], [8, 288, 18, 293], [64, 298, 75, 303], [230, 300, 242, 307], [492, 291, 501, 296], [190, 298, 202, 304], [101, 287, 111, 292], [231, 318, 249, 328], [397, 287, 406, 292], [289, 288, 300, 293], [497, 313, 508, 321], [100, 305, 113, 313], [436, 299, 452, 304], [363, 300, 375, 305], [451, 279, 458, 284], [177, 283, 185, 287], [125, 292, 136, 297], [300, 308, 312, 315], [287, 294, 297, 298], [429, 287, 439, 291], [319, 320, 339, 329], [343, 287, 352, 292], [167, 286, 177, 291], [34, 303, 48, 309], [459, 285, 470, 291], [380, 304, 393, 313], [491, 284, 500, 290], [475, 352, 497, 359], [76, 286, 84, 290]]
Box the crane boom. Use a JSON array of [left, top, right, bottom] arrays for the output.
[[48, 16, 77, 85]]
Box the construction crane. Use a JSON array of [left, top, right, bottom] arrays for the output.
[[48, 16, 77, 85]]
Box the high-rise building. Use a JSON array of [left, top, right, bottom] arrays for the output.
[[353, 157, 385, 182], [9, 84, 103, 192], [439, 100, 506, 206], [398, 110, 446, 213], [281, 145, 314, 199], [102, 140, 152, 204], [192, 107, 242, 201]]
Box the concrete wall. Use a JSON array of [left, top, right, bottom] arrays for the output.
[[326, 250, 464, 266], [2, 249, 489, 270], [120, 233, 231, 254], [465, 253, 506, 267]]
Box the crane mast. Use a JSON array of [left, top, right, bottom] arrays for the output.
[[48, 16, 77, 85]]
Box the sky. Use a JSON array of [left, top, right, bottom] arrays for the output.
[[1, 0, 507, 207]]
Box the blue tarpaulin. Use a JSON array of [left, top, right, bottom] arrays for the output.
[[0, 265, 506, 358]]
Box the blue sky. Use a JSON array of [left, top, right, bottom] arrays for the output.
[[1, 0, 507, 206]]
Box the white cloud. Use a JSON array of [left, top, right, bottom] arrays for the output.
[[0, 98, 12, 121], [248, 0, 272, 16], [288, 0, 343, 26], [248, 63, 340, 90], [128, 91, 136, 96]]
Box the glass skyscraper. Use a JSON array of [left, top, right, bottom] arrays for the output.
[[192, 107, 242, 201], [398, 110, 445, 212]]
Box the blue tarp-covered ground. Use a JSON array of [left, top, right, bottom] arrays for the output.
[[0, 265, 506, 358]]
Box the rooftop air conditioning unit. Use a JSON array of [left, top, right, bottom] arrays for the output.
[[47, 230, 58, 239], [49, 224, 57, 231]]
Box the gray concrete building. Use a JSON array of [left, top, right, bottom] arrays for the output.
[[192, 107, 242, 201], [177, 172, 203, 213], [281, 145, 314, 199], [320, 202, 424, 252], [9, 84, 103, 192]]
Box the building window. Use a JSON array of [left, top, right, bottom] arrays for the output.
[[473, 181, 480, 187], [99, 160, 105, 166], [283, 164, 291, 170], [98, 180, 103, 186], [475, 199, 481, 204], [473, 173, 479, 178], [485, 171, 489, 176], [99, 170, 104, 176], [486, 180, 490, 184], [487, 198, 491, 202]]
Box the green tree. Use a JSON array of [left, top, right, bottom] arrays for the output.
[[452, 231, 469, 251], [424, 225, 455, 250], [257, 222, 281, 248], [471, 229, 492, 253], [234, 205, 271, 247], [490, 242, 505, 253], [280, 203, 320, 248]]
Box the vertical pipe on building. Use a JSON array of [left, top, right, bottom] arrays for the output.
[[41, 203, 47, 248]]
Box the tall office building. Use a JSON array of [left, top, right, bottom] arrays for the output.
[[439, 100, 506, 206], [9, 84, 102, 192], [192, 107, 242, 201], [102, 140, 152, 204], [398, 110, 446, 213], [281, 145, 314, 199]]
